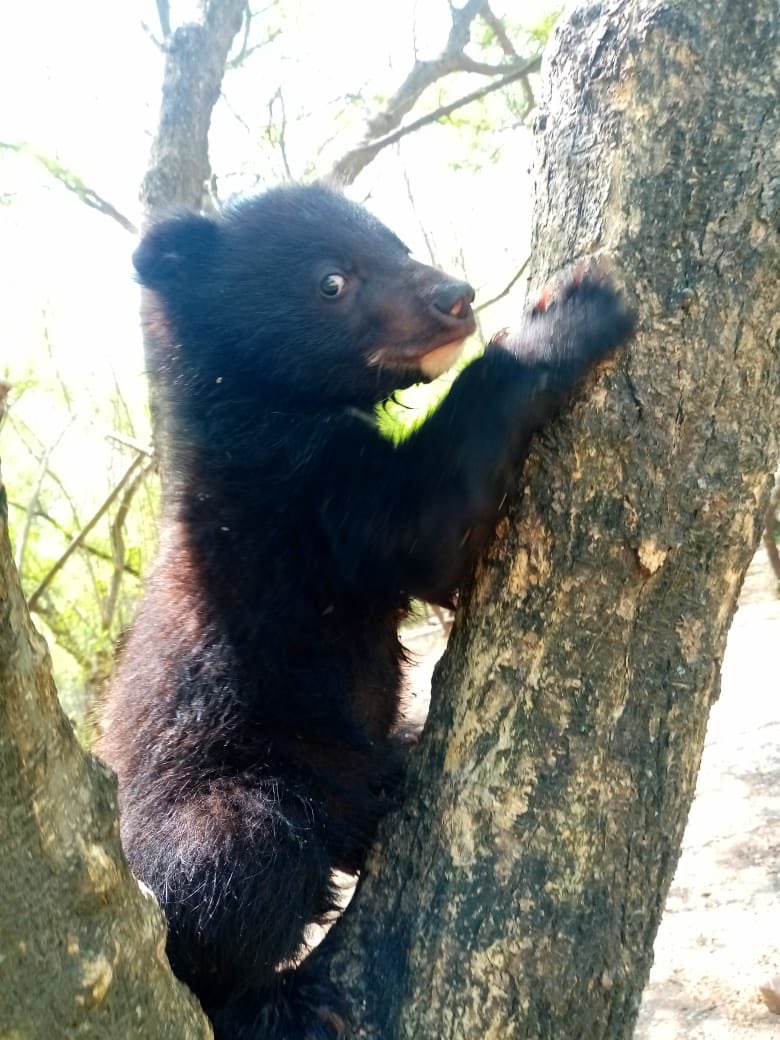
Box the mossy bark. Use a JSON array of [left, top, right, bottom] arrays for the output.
[[327, 1, 780, 1037]]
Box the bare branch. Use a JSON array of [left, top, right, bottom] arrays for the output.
[[457, 55, 528, 75], [6, 412, 46, 457], [363, 0, 489, 142], [521, 75, 535, 111], [42, 324, 74, 415], [156, 0, 172, 38], [102, 457, 156, 630], [27, 453, 146, 613], [481, 2, 519, 58], [327, 55, 541, 186], [105, 432, 155, 458], [29, 598, 96, 670], [8, 503, 142, 579], [14, 419, 74, 578], [268, 88, 293, 182], [139, 21, 165, 50], [225, 4, 281, 69], [225, 2, 252, 68], [325, 1, 540, 186], [475, 254, 530, 313], [0, 142, 137, 233], [401, 166, 438, 266], [35, 465, 106, 612], [140, 0, 247, 216]]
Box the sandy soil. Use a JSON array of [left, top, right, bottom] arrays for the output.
[[403, 550, 780, 1037]]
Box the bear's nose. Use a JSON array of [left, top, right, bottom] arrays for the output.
[[432, 280, 475, 319]]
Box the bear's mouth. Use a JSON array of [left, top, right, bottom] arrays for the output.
[[368, 314, 476, 381], [417, 338, 468, 379]]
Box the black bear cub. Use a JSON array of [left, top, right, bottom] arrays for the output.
[[99, 184, 634, 1038]]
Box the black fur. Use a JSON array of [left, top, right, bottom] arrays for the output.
[[99, 184, 635, 1038]]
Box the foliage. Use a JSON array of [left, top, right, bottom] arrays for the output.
[[2, 350, 158, 742]]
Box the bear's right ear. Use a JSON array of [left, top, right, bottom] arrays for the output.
[[133, 214, 220, 292]]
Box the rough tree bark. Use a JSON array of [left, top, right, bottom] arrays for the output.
[[1, 3, 248, 1036], [324, 1, 780, 1037], [140, 0, 246, 214], [0, 477, 211, 1038], [140, 0, 247, 468]]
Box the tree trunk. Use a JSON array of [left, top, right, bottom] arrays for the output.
[[140, 0, 246, 215], [0, 477, 212, 1038], [325, 1, 780, 1037], [139, 0, 246, 467], [4, 0, 777, 1036], [1, 2, 248, 1034]]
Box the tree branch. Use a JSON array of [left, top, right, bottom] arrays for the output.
[[474, 254, 530, 313], [102, 457, 155, 630], [14, 419, 74, 578], [0, 142, 137, 233], [140, 0, 247, 216], [155, 0, 171, 39], [327, 55, 541, 186], [481, 2, 519, 58], [0, 480, 211, 1037], [27, 453, 146, 613], [8, 503, 142, 579], [104, 431, 155, 458]]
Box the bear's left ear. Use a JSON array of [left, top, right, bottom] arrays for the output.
[[133, 213, 220, 293]]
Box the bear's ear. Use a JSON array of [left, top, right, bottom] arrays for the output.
[[133, 214, 220, 292]]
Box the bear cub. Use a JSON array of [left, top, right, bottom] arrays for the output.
[[99, 184, 634, 1039]]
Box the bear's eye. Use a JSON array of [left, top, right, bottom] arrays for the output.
[[320, 273, 347, 298]]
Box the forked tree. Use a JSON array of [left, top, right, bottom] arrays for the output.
[[0, 0, 777, 1037]]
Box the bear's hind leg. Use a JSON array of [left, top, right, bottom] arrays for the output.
[[121, 773, 343, 1034]]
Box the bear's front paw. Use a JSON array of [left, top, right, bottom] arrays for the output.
[[488, 261, 636, 368], [532, 261, 636, 362]]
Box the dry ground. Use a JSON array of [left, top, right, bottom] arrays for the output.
[[635, 551, 780, 1038]]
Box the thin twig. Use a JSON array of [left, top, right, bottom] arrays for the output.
[[105, 431, 155, 458], [155, 0, 171, 39], [475, 254, 531, 313], [401, 165, 438, 266], [481, 3, 519, 58], [102, 457, 155, 629], [15, 418, 75, 577], [27, 453, 146, 613], [8, 502, 142, 578], [269, 88, 293, 182], [328, 55, 541, 185], [0, 142, 137, 234]]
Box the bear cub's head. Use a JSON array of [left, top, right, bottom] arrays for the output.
[[134, 184, 476, 409]]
